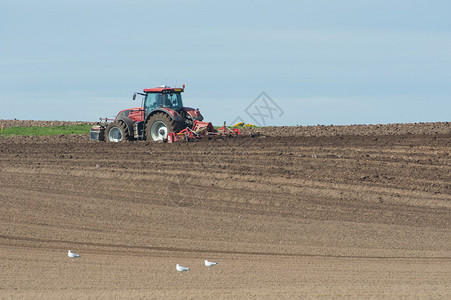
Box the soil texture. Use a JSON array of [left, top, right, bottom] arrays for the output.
[[1, 121, 450, 299]]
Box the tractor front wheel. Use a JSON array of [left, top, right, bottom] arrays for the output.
[[105, 121, 131, 142], [146, 113, 182, 141]]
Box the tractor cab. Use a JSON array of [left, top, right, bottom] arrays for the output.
[[143, 87, 184, 115], [138, 85, 204, 128]]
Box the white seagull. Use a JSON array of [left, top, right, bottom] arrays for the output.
[[68, 250, 81, 258], [204, 260, 218, 267], [176, 264, 190, 272]]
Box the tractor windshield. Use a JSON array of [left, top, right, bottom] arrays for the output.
[[145, 92, 183, 111]]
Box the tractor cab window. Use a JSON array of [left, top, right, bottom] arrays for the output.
[[145, 93, 161, 110], [161, 93, 183, 110], [145, 92, 183, 111]]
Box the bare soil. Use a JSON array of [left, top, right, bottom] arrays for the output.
[[1, 121, 450, 299]]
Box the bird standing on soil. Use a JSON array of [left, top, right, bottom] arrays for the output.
[[176, 264, 190, 272], [68, 250, 81, 259], [204, 260, 218, 268]]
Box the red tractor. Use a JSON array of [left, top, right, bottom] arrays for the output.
[[104, 85, 206, 142]]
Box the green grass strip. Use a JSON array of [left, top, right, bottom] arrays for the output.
[[0, 124, 92, 136]]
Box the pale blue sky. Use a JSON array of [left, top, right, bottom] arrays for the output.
[[1, 0, 450, 126]]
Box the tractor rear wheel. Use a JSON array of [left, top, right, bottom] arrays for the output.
[[105, 121, 131, 142], [146, 113, 182, 141]]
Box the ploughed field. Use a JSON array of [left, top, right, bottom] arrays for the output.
[[1, 121, 450, 299]]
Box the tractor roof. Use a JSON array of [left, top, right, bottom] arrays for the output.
[[143, 86, 184, 93]]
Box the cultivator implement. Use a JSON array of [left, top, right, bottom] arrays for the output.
[[167, 120, 242, 143]]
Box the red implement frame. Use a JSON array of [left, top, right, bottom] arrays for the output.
[[167, 120, 241, 143]]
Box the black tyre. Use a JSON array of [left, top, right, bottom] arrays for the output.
[[146, 113, 182, 141], [105, 121, 132, 142]]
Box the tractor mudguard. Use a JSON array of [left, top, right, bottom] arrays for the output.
[[149, 108, 183, 123], [180, 107, 204, 121]]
